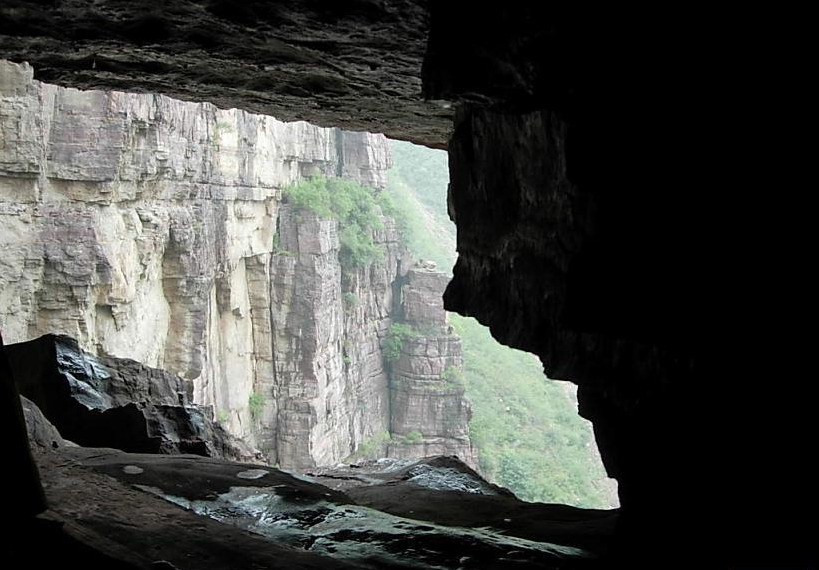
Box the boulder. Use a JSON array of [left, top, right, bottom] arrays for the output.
[[6, 334, 259, 462]]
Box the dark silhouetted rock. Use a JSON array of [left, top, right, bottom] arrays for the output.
[[21, 395, 65, 450], [7, 334, 259, 462]]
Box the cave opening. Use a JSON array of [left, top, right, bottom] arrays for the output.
[[2, 3, 814, 566], [2, 59, 617, 568]]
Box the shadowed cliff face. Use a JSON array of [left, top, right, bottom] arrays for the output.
[[0, 2, 812, 567]]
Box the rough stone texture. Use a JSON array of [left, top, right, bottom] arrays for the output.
[[18, 445, 601, 569], [310, 456, 616, 555], [0, 59, 394, 465], [0, 59, 475, 470], [2, 5, 810, 566], [24, 445, 362, 570], [269, 206, 474, 469], [269, 205, 406, 468], [400, 266, 450, 329], [7, 334, 257, 461], [0, 0, 450, 147], [388, 266, 476, 466]]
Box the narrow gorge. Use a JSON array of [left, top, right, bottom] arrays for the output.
[[0, 59, 473, 470]]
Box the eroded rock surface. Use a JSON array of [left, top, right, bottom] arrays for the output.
[[388, 266, 476, 466], [25, 440, 604, 569], [0, 0, 449, 146], [267, 203, 405, 468], [8, 334, 257, 461], [19, 400, 605, 569], [0, 59, 473, 469], [309, 456, 616, 554]]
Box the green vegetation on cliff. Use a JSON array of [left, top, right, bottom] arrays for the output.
[[387, 141, 456, 270], [248, 392, 264, 421], [284, 176, 392, 268], [382, 322, 418, 362], [386, 140, 617, 509]]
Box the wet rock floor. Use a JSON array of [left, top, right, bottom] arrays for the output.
[[17, 447, 617, 569]]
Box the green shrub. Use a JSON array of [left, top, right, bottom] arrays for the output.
[[438, 366, 465, 390], [283, 176, 391, 269], [383, 322, 417, 362], [441, 365, 463, 382], [248, 392, 264, 420], [355, 430, 392, 459], [405, 430, 423, 444], [216, 409, 229, 424], [342, 291, 359, 310]]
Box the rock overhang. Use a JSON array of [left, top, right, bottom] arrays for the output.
[[0, 0, 450, 147], [2, 3, 813, 565]]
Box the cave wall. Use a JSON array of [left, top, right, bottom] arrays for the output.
[[0, 0, 447, 145], [424, 5, 812, 565], [0, 59, 473, 469]]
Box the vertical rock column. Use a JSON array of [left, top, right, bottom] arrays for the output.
[[387, 266, 477, 467], [269, 206, 341, 469], [269, 205, 402, 469]]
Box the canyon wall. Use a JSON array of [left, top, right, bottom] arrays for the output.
[[1, 5, 811, 565], [0, 60, 473, 469], [388, 267, 476, 465]]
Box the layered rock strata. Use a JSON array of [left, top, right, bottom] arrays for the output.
[[388, 266, 476, 466], [0, 59, 472, 469], [267, 204, 405, 468]]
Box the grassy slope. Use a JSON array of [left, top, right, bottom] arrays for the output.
[[387, 140, 618, 508], [385, 169, 455, 271]]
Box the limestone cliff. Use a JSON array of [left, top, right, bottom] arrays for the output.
[[388, 267, 476, 467], [265, 204, 405, 468], [0, 59, 472, 469]]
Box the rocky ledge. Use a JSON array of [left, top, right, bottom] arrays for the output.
[[0, 0, 449, 146], [15, 398, 615, 570]]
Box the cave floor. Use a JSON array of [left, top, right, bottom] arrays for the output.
[[11, 447, 617, 569]]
